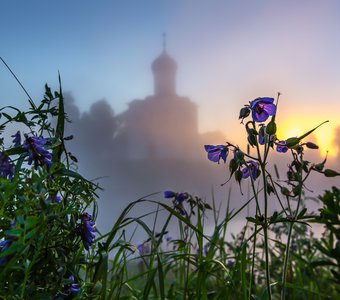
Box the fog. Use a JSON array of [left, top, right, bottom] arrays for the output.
[[61, 51, 340, 241]]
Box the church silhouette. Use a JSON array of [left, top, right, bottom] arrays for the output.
[[63, 41, 230, 234], [115, 42, 222, 161]]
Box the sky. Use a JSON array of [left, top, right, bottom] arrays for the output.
[[1, 1, 340, 239], [1, 1, 340, 157]]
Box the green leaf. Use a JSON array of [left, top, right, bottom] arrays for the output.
[[157, 254, 165, 300], [297, 207, 307, 219], [4, 229, 22, 237], [25, 216, 38, 230], [52, 74, 65, 163]]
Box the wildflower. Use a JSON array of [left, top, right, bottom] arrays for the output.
[[0, 239, 11, 265], [55, 194, 62, 203], [0, 152, 14, 179], [164, 190, 176, 198], [79, 213, 96, 251], [164, 191, 188, 216], [250, 97, 276, 123], [48, 194, 62, 203], [276, 140, 288, 153], [226, 260, 233, 269], [23, 135, 52, 170], [55, 276, 80, 298], [68, 276, 80, 293], [137, 242, 150, 255], [164, 191, 188, 203], [242, 160, 260, 180], [204, 145, 228, 163], [11, 131, 21, 147], [258, 125, 267, 145], [175, 193, 188, 204]]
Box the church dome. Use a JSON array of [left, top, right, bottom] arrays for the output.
[[151, 51, 177, 74]]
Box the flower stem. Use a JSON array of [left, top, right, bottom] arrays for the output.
[[281, 151, 304, 299], [281, 221, 293, 300], [261, 162, 272, 300]]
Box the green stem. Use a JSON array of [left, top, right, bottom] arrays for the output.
[[281, 221, 293, 300], [249, 223, 258, 300], [281, 151, 304, 300], [261, 162, 272, 300]]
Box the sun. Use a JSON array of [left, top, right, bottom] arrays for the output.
[[276, 118, 337, 157]]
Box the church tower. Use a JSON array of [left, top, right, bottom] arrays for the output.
[[117, 38, 199, 160], [151, 34, 177, 97]]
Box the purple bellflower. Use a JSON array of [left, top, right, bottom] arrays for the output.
[[79, 213, 96, 251], [56, 276, 80, 298], [68, 276, 80, 293], [11, 131, 21, 147], [0, 221, 15, 265], [23, 135, 52, 170], [0, 239, 11, 265], [276, 140, 288, 153], [204, 145, 228, 163], [164, 190, 176, 198], [258, 125, 267, 145], [242, 160, 260, 180], [55, 194, 62, 203], [250, 97, 276, 123], [0, 152, 14, 179], [164, 191, 188, 216]]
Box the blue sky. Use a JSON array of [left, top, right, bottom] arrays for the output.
[[1, 0, 340, 155]]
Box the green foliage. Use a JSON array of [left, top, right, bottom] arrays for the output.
[[1, 78, 339, 299], [311, 187, 340, 289], [0, 82, 99, 298]]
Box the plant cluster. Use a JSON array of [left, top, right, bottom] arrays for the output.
[[1, 75, 339, 299], [204, 95, 340, 299], [0, 80, 98, 298]]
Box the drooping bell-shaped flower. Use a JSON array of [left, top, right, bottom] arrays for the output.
[[276, 140, 289, 153], [250, 97, 276, 123], [204, 145, 228, 163], [241, 160, 260, 180]]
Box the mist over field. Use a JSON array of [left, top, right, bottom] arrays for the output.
[[1, 0, 340, 240], [62, 77, 340, 238], [2, 2, 340, 298]]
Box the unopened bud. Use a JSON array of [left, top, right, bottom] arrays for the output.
[[305, 142, 319, 149], [286, 137, 300, 148], [235, 170, 243, 183], [324, 169, 340, 177], [281, 186, 290, 196], [239, 107, 251, 119], [266, 121, 277, 135]]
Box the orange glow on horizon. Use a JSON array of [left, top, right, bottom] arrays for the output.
[[276, 117, 338, 157]]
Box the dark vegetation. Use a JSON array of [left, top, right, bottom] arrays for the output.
[[0, 78, 339, 299]]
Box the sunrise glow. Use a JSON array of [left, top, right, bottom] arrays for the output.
[[277, 118, 337, 157]]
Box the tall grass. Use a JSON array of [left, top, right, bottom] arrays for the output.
[[0, 66, 339, 299]]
